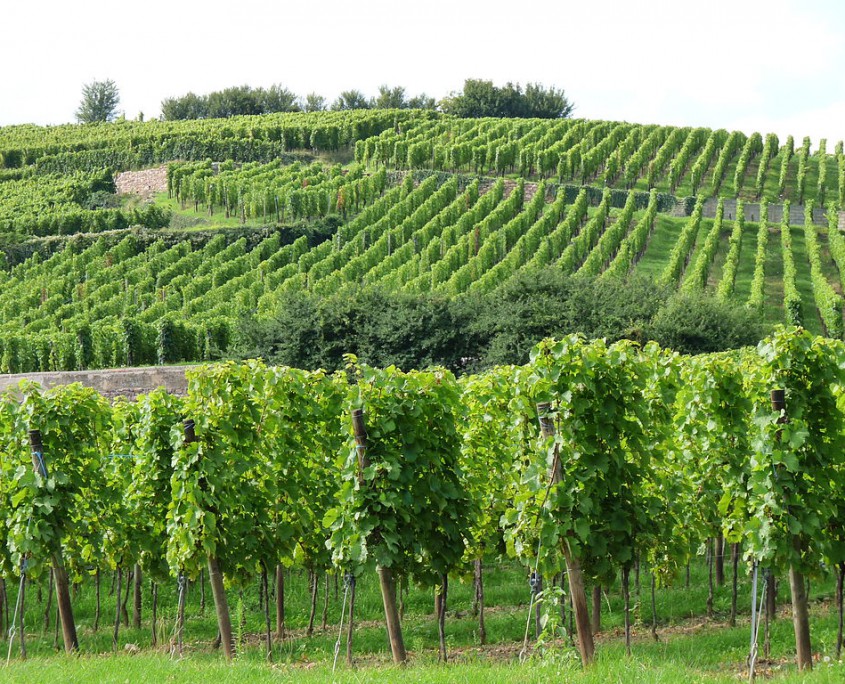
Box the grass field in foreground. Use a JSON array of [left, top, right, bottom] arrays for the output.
[[0, 557, 844, 682]]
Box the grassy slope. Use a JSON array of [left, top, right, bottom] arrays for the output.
[[732, 220, 761, 303], [630, 215, 690, 281]]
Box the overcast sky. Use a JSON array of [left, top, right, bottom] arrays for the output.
[[3, 0, 844, 145]]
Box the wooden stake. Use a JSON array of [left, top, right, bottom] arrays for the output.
[[772, 389, 812, 671], [651, 573, 659, 641], [184, 419, 234, 662], [133, 564, 142, 629], [207, 556, 234, 662], [534, 574, 543, 638], [537, 403, 594, 666], [94, 568, 101, 632], [622, 567, 631, 656], [475, 558, 487, 645], [113, 566, 122, 651], [151, 582, 158, 647], [715, 535, 725, 586], [351, 408, 407, 665], [322, 572, 330, 631], [29, 430, 78, 654], [707, 538, 715, 618], [121, 569, 130, 627], [437, 574, 448, 662], [307, 569, 318, 637], [730, 543, 739, 627], [262, 565, 272, 661], [377, 566, 407, 664], [275, 565, 285, 639]]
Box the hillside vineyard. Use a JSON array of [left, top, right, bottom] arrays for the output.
[[2, 110, 845, 672], [0, 110, 844, 371], [0, 328, 843, 670]]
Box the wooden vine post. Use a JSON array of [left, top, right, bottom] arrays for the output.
[[771, 390, 812, 671], [351, 408, 407, 665], [28, 429, 79, 654], [184, 419, 235, 663], [537, 403, 594, 666]]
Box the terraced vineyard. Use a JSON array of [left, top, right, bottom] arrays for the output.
[[5, 110, 845, 681], [1, 110, 844, 372]]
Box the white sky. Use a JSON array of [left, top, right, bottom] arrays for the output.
[[2, 0, 844, 145]]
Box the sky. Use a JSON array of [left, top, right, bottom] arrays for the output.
[[2, 0, 844, 145]]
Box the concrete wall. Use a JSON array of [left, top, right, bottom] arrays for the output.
[[0, 366, 190, 400]]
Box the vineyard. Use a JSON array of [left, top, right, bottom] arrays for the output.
[[2, 109, 845, 679], [1, 111, 844, 373], [0, 328, 844, 680]]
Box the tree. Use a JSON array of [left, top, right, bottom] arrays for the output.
[[161, 92, 208, 120], [258, 84, 300, 113], [76, 79, 120, 123], [371, 86, 436, 110], [207, 85, 261, 118], [303, 92, 327, 112], [439, 79, 574, 119], [439, 79, 500, 118], [523, 82, 574, 118], [645, 291, 765, 355], [374, 85, 407, 109], [407, 93, 436, 109], [331, 90, 372, 110]]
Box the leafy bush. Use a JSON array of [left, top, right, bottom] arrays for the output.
[[646, 291, 766, 355]]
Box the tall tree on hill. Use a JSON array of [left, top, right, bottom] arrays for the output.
[[161, 92, 208, 120], [331, 90, 372, 110], [258, 84, 300, 113], [75, 79, 121, 123], [373, 85, 437, 110], [440, 79, 574, 119], [374, 85, 407, 109], [207, 85, 262, 118], [303, 93, 327, 112], [407, 93, 437, 109]]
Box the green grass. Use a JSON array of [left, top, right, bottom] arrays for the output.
[[764, 224, 786, 324], [161, 192, 273, 232], [632, 214, 701, 281], [788, 226, 824, 334], [1, 557, 844, 682], [731, 220, 759, 303]]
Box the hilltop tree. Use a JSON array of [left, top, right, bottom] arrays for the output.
[[331, 90, 372, 110], [75, 79, 120, 123], [440, 79, 574, 119], [303, 92, 327, 112], [374, 85, 407, 109], [161, 92, 207, 120], [207, 85, 262, 118], [407, 93, 436, 109], [373, 85, 437, 110], [161, 84, 300, 120], [258, 84, 300, 113]]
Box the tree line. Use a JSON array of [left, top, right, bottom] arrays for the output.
[[160, 79, 574, 121], [231, 269, 765, 373]]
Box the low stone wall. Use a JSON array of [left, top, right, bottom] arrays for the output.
[[0, 366, 190, 400]]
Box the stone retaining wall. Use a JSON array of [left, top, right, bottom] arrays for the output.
[[0, 366, 190, 400]]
